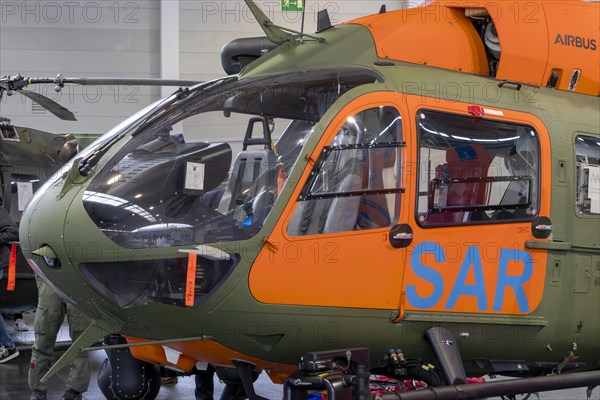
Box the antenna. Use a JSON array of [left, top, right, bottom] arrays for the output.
[[244, 0, 326, 45], [316, 9, 332, 32], [243, 0, 295, 44], [300, 0, 306, 40]]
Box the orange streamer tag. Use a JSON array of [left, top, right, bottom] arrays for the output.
[[7, 243, 17, 291], [185, 252, 197, 307]]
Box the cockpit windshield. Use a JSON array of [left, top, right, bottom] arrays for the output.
[[82, 67, 382, 249]]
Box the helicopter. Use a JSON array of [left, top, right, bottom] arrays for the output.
[[17, 0, 600, 399], [0, 74, 199, 315]]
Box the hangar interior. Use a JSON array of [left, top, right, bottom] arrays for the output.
[[1, 1, 599, 400], [0, 0, 422, 141]]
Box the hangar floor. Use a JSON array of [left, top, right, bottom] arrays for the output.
[[0, 314, 283, 400], [1, 315, 598, 400], [1, 342, 283, 400]]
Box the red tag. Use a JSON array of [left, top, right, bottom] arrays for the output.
[[7, 243, 17, 291], [185, 253, 197, 307], [467, 105, 484, 117]]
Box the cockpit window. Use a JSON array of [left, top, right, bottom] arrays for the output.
[[416, 110, 540, 226], [575, 135, 600, 215], [0, 124, 19, 141], [82, 68, 381, 249]]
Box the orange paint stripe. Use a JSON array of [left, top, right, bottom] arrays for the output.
[[185, 252, 197, 306], [126, 336, 297, 377], [7, 244, 17, 291]]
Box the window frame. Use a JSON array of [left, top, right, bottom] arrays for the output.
[[287, 104, 406, 237], [574, 134, 600, 218], [299, 141, 406, 201], [427, 175, 533, 213], [415, 108, 541, 228]]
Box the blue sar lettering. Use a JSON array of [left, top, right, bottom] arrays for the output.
[[408, 242, 535, 313], [407, 242, 444, 309]]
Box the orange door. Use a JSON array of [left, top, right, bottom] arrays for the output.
[[401, 96, 551, 316], [249, 92, 411, 311]]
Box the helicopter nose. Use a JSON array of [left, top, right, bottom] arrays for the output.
[[19, 173, 85, 304], [20, 181, 71, 271]]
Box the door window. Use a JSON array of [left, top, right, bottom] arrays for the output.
[[287, 106, 404, 235], [575, 135, 600, 215], [417, 110, 540, 226]]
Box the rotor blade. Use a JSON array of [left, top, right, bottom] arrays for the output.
[[59, 77, 201, 87], [18, 89, 77, 121]]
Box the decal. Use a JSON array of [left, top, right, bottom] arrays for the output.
[[185, 162, 205, 191], [17, 181, 33, 211], [455, 145, 477, 161], [185, 252, 197, 307], [554, 33, 597, 51], [407, 241, 535, 314], [483, 108, 504, 117]]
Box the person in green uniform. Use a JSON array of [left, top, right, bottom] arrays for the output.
[[28, 276, 92, 400], [0, 205, 20, 364]]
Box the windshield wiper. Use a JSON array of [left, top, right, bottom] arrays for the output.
[[131, 87, 192, 136]]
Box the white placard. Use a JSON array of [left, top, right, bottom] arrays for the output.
[[17, 182, 33, 211], [587, 165, 600, 214], [163, 346, 182, 364], [185, 162, 204, 191], [483, 108, 504, 116]]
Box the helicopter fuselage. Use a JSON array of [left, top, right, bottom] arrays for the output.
[[18, 0, 600, 387]]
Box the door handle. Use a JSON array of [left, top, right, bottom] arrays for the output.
[[532, 216, 552, 239], [389, 224, 413, 248]]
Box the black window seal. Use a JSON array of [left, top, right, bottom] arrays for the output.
[[427, 175, 532, 213], [415, 108, 541, 228], [298, 142, 406, 201]]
